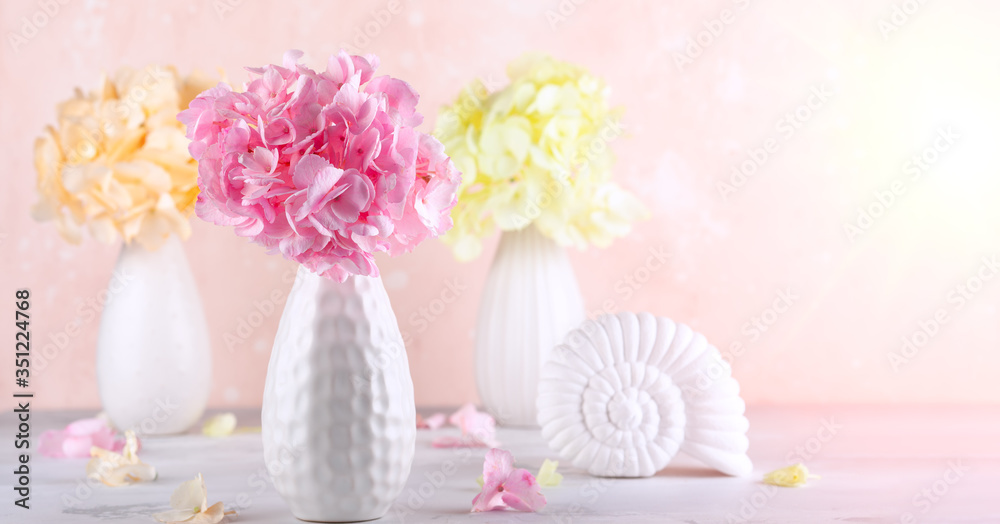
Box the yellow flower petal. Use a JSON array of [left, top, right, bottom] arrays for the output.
[[86, 430, 156, 487], [101, 463, 157, 487], [190, 502, 227, 524], [88, 217, 118, 245], [121, 429, 140, 461], [763, 463, 819, 487], [155, 474, 235, 524], [202, 413, 238, 438], [169, 474, 208, 512], [536, 459, 563, 487], [151, 509, 197, 523]]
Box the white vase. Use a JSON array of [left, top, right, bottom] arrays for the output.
[[95, 235, 211, 435], [475, 226, 586, 427], [262, 266, 416, 522]]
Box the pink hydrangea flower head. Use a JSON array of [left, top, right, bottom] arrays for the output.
[[179, 50, 461, 281]]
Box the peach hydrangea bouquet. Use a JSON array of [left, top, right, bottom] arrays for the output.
[[180, 51, 460, 281], [32, 65, 215, 250], [434, 53, 647, 260]]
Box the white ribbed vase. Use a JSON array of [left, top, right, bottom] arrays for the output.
[[262, 266, 416, 522], [95, 235, 211, 435], [475, 226, 586, 427]]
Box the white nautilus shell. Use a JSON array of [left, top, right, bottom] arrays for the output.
[[536, 312, 752, 478]]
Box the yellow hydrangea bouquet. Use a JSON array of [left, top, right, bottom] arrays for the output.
[[32, 65, 215, 250], [435, 53, 647, 260], [436, 54, 648, 426]]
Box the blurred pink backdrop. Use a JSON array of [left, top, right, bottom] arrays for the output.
[[2, 0, 999, 410]]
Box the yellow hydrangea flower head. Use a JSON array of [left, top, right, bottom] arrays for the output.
[[435, 53, 648, 261], [32, 65, 218, 250]]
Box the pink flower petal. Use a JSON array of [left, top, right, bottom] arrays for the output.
[[418, 413, 446, 430], [64, 418, 107, 436], [431, 435, 493, 449], [38, 417, 126, 459], [472, 449, 546, 513], [38, 429, 67, 458], [499, 469, 547, 512], [90, 428, 127, 453], [61, 435, 94, 458]]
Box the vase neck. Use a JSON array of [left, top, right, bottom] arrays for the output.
[[292, 265, 386, 297], [497, 226, 560, 257], [122, 233, 183, 256], [116, 234, 185, 271]]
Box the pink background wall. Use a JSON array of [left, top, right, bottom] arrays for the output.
[[2, 0, 999, 410]]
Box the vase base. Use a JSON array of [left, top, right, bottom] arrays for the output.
[[292, 507, 389, 523], [481, 405, 541, 428], [294, 516, 384, 523]]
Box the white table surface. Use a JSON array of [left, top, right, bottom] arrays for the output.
[[2, 405, 998, 523]]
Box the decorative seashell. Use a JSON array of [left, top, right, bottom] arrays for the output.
[[536, 312, 752, 478]]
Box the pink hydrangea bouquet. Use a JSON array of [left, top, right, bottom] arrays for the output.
[[179, 50, 460, 281]]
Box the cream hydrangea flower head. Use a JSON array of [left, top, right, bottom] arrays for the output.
[[435, 53, 648, 260], [32, 65, 217, 250]]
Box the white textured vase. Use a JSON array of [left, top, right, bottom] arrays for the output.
[[95, 235, 211, 435], [475, 226, 586, 427], [262, 266, 416, 522]]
